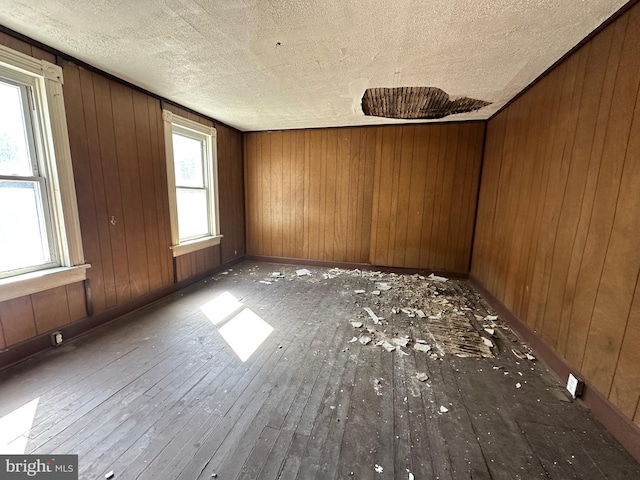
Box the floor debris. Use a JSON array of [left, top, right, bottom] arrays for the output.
[[416, 372, 429, 382], [364, 307, 381, 324], [359, 335, 372, 345], [296, 268, 311, 276], [414, 343, 432, 353], [407, 470, 415, 480], [350, 321, 363, 328], [259, 280, 272, 285], [348, 337, 358, 343], [516, 382, 522, 389], [380, 341, 396, 352], [428, 273, 448, 282], [481, 337, 494, 348], [377, 283, 391, 291], [484, 327, 495, 336], [371, 290, 381, 295], [355, 289, 366, 294], [392, 337, 410, 347], [439, 405, 449, 414], [374, 464, 384, 473], [105, 472, 114, 479]]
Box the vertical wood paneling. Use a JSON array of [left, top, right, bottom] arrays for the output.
[[217, 122, 245, 263], [371, 123, 484, 272], [246, 127, 376, 263], [245, 123, 483, 271], [31, 286, 71, 334], [0, 297, 36, 346], [175, 246, 222, 282], [472, 2, 640, 423]]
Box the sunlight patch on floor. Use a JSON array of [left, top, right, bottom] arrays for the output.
[[0, 397, 39, 454], [200, 291, 243, 325], [218, 309, 274, 362]]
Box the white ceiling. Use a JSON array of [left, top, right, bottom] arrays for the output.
[[0, 0, 628, 131]]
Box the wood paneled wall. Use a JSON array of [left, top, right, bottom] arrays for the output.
[[370, 124, 484, 271], [0, 32, 245, 351], [472, 3, 640, 426], [244, 123, 484, 271], [244, 128, 376, 263]]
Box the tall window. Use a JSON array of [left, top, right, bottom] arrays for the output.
[[0, 44, 86, 302], [163, 110, 221, 256], [0, 74, 57, 276]]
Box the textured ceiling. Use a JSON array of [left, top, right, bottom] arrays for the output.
[[0, 0, 628, 131]]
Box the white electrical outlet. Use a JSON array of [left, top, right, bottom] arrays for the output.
[[566, 373, 584, 398], [51, 331, 63, 347]]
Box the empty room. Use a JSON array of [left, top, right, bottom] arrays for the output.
[[1, 1, 639, 479]]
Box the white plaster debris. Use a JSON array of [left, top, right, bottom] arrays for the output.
[[481, 337, 494, 348], [439, 405, 449, 414], [512, 349, 526, 360], [271, 271, 284, 278], [428, 273, 448, 282], [484, 327, 495, 336], [348, 337, 358, 343], [392, 337, 410, 347], [359, 335, 372, 345], [296, 268, 312, 276], [355, 289, 366, 294], [105, 472, 114, 479], [380, 341, 396, 352], [372, 290, 381, 295], [416, 372, 429, 382], [516, 382, 522, 389], [377, 283, 392, 291], [351, 321, 363, 328], [526, 353, 536, 361], [407, 470, 415, 480], [259, 280, 272, 285], [415, 339, 428, 344], [414, 343, 432, 353], [416, 309, 426, 318], [364, 307, 381, 324], [485, 314, 499, 321], [374, 465, 384, 473]]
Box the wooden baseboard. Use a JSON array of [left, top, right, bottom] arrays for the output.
[[0, 256, 244, 371], [470, 274, 640, 463], [244, 255, 470, 279]]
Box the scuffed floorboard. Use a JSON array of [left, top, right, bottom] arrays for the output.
[[0, 261, 638, 480]]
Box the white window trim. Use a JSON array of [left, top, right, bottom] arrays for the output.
[[163, 110, 222, 257], [0, 44, 88, 301]]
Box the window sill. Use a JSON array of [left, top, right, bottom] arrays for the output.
[[0, 264, 91, 303], [170, 235, 223, 257]]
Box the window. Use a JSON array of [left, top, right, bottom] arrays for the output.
[[0, 44, 87, 302], [163, 110, 221, 256]]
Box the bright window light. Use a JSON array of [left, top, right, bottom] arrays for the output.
[[200, 291, 243, 325], [0, 397, 39, 454], [218, 309, 274, 362]]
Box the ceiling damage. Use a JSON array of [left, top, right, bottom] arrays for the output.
[[362, 87, 491, 120], [0, 1, 629, 131]]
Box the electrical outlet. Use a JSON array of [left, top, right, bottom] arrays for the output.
[[51, 331, 63, 347], [566, 373, 584, 398]]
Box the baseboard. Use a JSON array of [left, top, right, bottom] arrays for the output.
[[245, 255, 469, 279], [469, 274, 640, 463], [0, 256, 245, 372]]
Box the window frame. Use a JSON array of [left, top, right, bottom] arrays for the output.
[[162, 110, 222, 257], [0, 44, 88, 302]]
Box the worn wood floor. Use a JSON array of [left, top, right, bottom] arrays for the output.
[[0, 261, 638, 480]]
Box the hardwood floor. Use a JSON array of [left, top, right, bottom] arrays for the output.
[[0, 261, 638, 479]]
